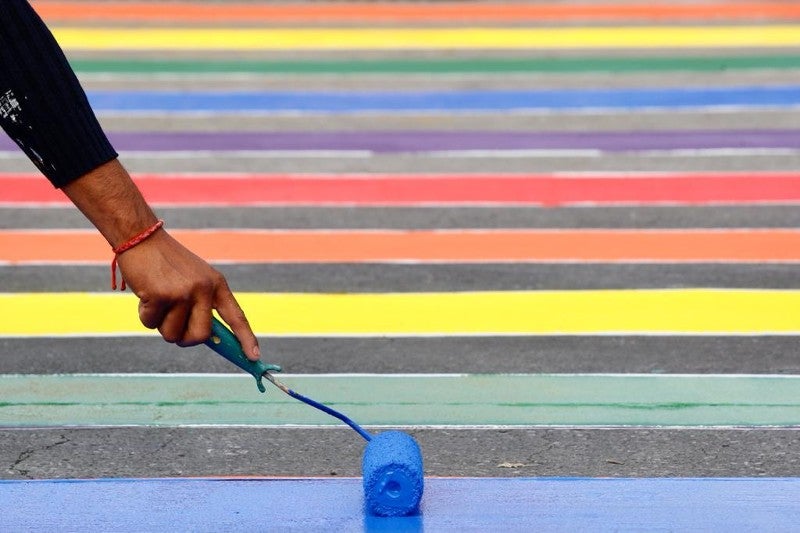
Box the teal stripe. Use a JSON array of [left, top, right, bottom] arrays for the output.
[[69, 55, 800, 75], [2, 374, 798, 427]]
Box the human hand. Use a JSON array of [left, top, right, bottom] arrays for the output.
[[60, 159, 257, 356], [115, 228, 260, 360]]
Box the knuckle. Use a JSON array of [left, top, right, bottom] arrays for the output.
[[140, 317, 159, 330], [182, 325, 213, 347], [228, 310, 249, 327], [176, 337, 201, 348], [193, 276, 215, 294], [211, 270, 226, 286], [161, 331, 180, 344], [138, 309, 160, 330]]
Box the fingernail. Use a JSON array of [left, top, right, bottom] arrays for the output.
[[253, 345, 261, 359]]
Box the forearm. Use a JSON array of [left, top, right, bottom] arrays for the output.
[[0, 2, 260, 356], [0, 2, 148, 244], [61, 159, 158, 248], [0, 0, 117, 187]]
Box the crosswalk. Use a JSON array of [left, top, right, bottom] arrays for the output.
[[2, 1, 800, 530]]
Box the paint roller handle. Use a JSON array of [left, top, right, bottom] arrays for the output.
[[204, 316, 281, 393]]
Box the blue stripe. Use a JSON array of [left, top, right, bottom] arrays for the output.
[[2, 478, 799, 531], [86, 86, 800, 112]]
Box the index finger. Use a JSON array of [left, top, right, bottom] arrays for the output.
[[214, 285, 260, 361]]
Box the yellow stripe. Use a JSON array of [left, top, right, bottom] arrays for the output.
[[50, 26, 800, 51], [2, 290, 799, 336]]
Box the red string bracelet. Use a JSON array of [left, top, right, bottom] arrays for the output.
[[110, 219, 164, 291]]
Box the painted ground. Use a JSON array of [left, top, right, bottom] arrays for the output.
[[2, 1, 800, 530]]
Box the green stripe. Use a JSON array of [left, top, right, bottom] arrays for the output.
[[2, 374, 798, 427], [68, 55, 800, 75]]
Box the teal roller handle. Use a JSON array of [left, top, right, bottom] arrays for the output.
[[204, 316, 281, 393]]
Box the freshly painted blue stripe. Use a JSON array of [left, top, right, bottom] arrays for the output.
[[2, 478, 799, 531], [85, 86, 800, 112]]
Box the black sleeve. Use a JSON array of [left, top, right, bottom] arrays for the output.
[[0, 0, 117, 188]]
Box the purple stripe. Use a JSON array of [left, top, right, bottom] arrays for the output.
[[1, 130, 799, 153]]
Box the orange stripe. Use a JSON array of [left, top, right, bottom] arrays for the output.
[[3, 229, 799, 263], [31, 2, 800, 23]]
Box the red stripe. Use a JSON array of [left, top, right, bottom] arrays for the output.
[[31, 2, 800, 24], [4, 173, 800, 206]]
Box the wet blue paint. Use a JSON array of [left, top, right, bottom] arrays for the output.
[[85, 86, 800, 113], [1, 478, 799, 532]]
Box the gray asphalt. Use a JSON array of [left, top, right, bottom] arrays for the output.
[[3, 13, 800, 482], [3, 336, 800, 375], [5, 205, 800, 229], [78, 70, 800, 91], [4, 427, 799, 480], [4, 264, 800, 293], [95, 108, 800, 132], [5, 152, 800, 173]]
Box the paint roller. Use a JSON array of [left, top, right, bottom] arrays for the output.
[[204, 317, 424, 517]]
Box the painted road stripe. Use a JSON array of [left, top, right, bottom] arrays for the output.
[[6, 172, 800, 206], [35, 1, 800, 23], [4, 229, 800, 264], [2, 130, 799, 153], [1, 290, 799, 336], [68, 55, 800, 75], [82, 87, 800, 112], [1, 373, 799, 427], [4, 478, 800, 531], [50, 26, 800, 51]]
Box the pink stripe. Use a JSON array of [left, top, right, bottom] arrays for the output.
[[4, 172, 800, 206]]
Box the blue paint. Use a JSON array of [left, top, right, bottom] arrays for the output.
[[2, 478, 799, 531], [362, 431, 424, 517], [85, 86, 800, 113], [267, 376, 423, 517], [204, 321, 423, 516]]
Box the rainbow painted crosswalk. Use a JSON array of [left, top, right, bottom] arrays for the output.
[[2, 1, 800, 530]]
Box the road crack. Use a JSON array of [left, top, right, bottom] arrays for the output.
[[9, 434, 70, 479]]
